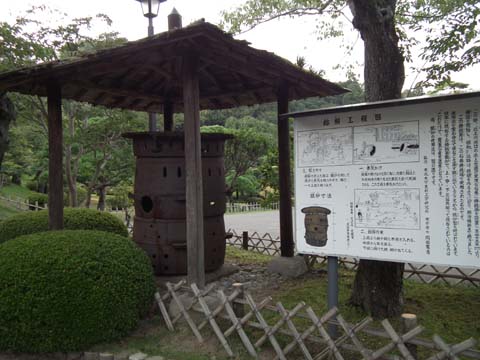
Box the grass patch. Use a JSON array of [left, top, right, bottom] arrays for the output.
[[403, 281, 480, 343], [0, 184, 37, 199], [272, 266, 480, 351], [92, 254, 479, 359], [0, 203, 19, 220], [226, 245, 272, 265]]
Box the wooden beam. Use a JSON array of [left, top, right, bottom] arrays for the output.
[[164, 101, 174, 131], [70, 80, 164, 105], [183, 53, 205, 288], [47, 80, 64, 230], [277, 83, 294, 257]]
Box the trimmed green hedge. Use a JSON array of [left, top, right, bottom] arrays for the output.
[[0, 208, 128, 243], [0, 230, 155, 352], [27, 193, 48, 209]]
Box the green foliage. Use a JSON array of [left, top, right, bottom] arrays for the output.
[[220, 0, 345, 36], [0, 184, 39, 199], [399, 0, 480, 87], [107, 183, 133, 209], [0, 6, 114, 72], [26, 192, 48, 209], [25, 180, 38, 192], [0, 203, 19, 220], [226, 170, 262, 200], [0, 230, 155, 352], [221, 1, 480, 89], [202, 125, 273, 195], [64, 184, 88, 207], [0, 208, 128, 243]]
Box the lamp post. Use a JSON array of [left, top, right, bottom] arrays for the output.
[[135, 0, 166, 131]]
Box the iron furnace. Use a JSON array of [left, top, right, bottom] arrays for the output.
[[124, 132, 232, 275]]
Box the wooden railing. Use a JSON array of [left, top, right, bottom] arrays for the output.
[[0, 195, 46, 211]]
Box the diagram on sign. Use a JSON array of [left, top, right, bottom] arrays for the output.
[[354, 189, 421, 229], [353, 121, 420, 164], [297, 127, 353, 167]]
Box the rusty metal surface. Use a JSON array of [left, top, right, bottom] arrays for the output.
[[125, 132, 231, 275]]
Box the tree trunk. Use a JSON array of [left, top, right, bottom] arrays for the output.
[[349, 0, 406, 319], [0, 94, 14, 170], [97, 186, 106, 211], [11, 174, 21, 185], [85, 152, 110, 208], [65, 106, 77, 207]]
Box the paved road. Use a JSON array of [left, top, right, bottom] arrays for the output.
[[225, 210, 281, 237]]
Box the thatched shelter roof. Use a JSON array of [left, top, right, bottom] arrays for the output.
[[0, 20, 347, 112]]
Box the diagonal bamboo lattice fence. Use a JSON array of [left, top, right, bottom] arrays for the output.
[[226, 229, 480, 288], [155, 280, 479, 359]]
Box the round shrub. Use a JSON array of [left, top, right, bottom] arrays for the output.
[[27, 192, 48, 209], [0, 208, 128, 243], [0, 230, 156, 352]]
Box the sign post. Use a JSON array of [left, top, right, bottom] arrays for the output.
[[327, 256, 339, 338]]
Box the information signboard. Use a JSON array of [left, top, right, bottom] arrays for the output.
[[294, 93, 480, 268]]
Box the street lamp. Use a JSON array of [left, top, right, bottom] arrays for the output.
[[135, 0, 166, 36], [135, 0, 167, 131]]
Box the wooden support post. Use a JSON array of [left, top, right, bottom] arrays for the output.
[[183, 54, 205, 288], [47, 81, 64, 230], [277, 83, 294, 257], [242, 231, 249, 250], [164, 101, 174, 132]]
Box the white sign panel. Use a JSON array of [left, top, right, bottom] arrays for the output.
[[294, 95, 480, 268]]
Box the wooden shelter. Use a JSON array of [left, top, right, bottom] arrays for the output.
[[0, 19, 347, 286]]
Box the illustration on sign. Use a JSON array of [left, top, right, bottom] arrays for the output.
[[354, 189, 420, 230], [353, 121, 420, 164], [301, 206, 331, 247], [297, 127, 353, 167]]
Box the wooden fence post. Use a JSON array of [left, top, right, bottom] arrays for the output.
[[242, 231, 249, 250], [401, 313, 418, 359], [232, 282, 245, 318]]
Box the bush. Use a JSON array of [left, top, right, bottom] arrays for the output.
[[0, 208, 128, 243], [27, 192, 48, 209], [107, 184, 133, 210], [25, 180, 38, 192], [0, 230, 155, 352], [64, 185, 88, 206]]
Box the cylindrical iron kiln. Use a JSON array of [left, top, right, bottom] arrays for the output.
[[123, 132, 232, 275]]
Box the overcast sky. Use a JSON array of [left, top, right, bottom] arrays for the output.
[[2, 0, 479, 91]]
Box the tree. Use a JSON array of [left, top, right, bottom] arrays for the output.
[[221, 0, 479, 318], [0, 95, 14, 171], [346, 1, 406, 318], [76, 111, 143, 209], [0, 6, 130, 205], [201, 125, 273, 198], [398, 0, 480, 88]]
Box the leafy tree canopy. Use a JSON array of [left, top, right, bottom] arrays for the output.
[[221, 0, 480, 89]]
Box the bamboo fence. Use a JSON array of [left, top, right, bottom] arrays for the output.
[[226, 229, 480, 288], [155, 280, 479, 359]]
